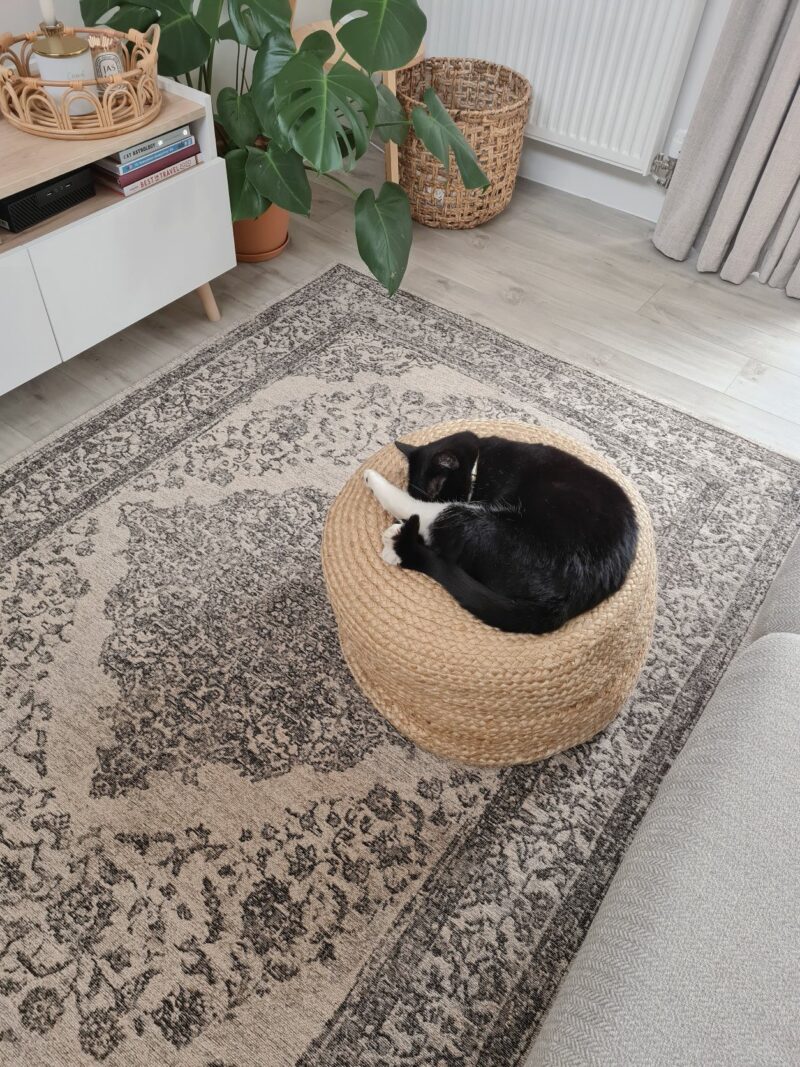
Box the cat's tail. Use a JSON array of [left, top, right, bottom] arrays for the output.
[[391, 516, 568, 635]]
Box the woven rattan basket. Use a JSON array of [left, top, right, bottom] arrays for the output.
[[395, 58, 531, 229], [323, 420, 657, 767], [0, 24, 161, 139]]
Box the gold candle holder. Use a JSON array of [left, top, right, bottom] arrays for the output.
[[31, 20, 97, 116]]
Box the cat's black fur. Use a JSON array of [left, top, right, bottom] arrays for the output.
[[391, 431, 638, 634]]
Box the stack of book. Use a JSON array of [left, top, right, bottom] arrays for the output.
[[92, 124, 200, 197]]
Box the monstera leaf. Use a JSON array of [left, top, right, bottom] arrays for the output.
[[251, 29, 296, 139], [246, 144, 311, 215], [80, 0, 211, 76], [80, 0, 120, 21], [274, 53, 378, 172], [330, 0, 426, 73], [374, 81, 409, 145], [297, 29, 337, 63], [228, 0, 292, 48], [156, 4, 212, 74], [103, 4, 155, 32], [354, 182, 412, 295], [225, 148, 268, 221], [194, 0, 224, 35], [217, 19, 238, 40], [412, 87, 490, 189], [217, 87, 260, 148]]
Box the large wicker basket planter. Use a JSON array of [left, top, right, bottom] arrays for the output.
[[395, 58, 531, 229], [322, 420, 658, 767]]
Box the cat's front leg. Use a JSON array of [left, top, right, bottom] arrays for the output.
[[363, 469, 416, 521], [381, 523, 403, 565], [363, 469, 446, 538]]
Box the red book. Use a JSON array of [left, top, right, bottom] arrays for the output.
[[93, 155, 199, 197], [97, 143, 200, 188]]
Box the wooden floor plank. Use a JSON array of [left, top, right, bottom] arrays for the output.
[[726, 360, 800, 425], [0, 363, 108, 443], [400, 264, 800, 459], [640, 279, 800, 374], [362, 217, 752, 392], [1, 169, 798, 465], [0, 421, 34, 465]]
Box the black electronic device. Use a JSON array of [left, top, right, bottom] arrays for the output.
[[0, 166, 95, 234]]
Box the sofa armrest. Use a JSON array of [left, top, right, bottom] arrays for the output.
[[747, 531, 800, 642], [525, 632, 800, 1067]]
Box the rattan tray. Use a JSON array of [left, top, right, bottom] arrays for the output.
[[0, 24, 161, 140]]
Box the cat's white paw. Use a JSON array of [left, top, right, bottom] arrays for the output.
[[381, 523, 402, 565]]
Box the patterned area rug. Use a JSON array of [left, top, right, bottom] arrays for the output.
[[1, 264, 799, 1067]]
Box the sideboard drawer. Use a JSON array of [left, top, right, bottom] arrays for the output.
[[28, 158, 235, 360], [0, 247, 62, 393]]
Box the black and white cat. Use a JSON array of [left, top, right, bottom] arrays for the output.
[[363, 430, 638, 634]]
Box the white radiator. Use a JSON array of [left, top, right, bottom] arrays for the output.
[[420, 0, 707, 174]]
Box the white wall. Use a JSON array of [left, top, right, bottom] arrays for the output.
[[664, 0, 732, 156], [4, 0, 327, 29], [5, 0, 82, 30], [517, 0, 732, 221], [296, 0, 329, 20]]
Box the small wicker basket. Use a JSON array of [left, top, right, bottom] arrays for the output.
[[395, 57, 531, 229], [0, 24, 161, 139]]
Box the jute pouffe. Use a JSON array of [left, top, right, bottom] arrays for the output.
[[322, 420, 658, 766]]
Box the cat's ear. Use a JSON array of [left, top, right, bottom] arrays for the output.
[[395, 441, 414, 457], [434, 450, 460, 470]]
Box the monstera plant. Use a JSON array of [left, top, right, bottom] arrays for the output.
[[81, 0, 489, 293]]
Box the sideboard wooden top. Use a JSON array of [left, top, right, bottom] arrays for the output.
[[0, 91, 206, 200]]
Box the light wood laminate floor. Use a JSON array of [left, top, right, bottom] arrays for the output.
[[1, 166, 799, 465]]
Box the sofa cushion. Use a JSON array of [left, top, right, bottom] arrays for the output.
[[747, 531, 800, 641], [524, 632, 800, 1067]]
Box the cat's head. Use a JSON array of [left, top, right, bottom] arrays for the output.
[[395, 431, 480, 501]]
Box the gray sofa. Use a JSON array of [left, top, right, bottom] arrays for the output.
[[525, 534, 800, 1067]]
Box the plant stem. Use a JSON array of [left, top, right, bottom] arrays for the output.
[[185, 68, 194, 89], [235, 44, 242, 93], [241, 47, 250, 93], [204, 49, 215, 95], [207, 36, 217, 94], [307, 170, 359, 200]]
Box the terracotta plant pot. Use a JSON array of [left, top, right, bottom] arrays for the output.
[[233, 204, 290, 263]]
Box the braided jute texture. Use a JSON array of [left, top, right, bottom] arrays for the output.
[[395, 58, 531, 229], [322, 420, 658, 766]]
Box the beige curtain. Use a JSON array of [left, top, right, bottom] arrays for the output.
[[653, 0, 800, 299]]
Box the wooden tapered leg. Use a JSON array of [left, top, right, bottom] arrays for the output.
[[383, 69, 400, 184], [196, 281, 221, 322]]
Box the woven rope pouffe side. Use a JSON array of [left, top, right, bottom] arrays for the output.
[[322, 420, 657, 766]]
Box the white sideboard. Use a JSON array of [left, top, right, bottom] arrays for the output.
[[0, 79, 236, 397]]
